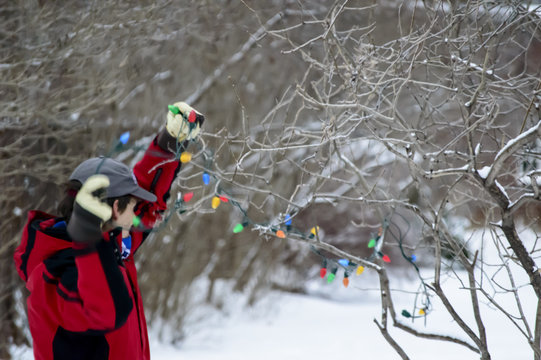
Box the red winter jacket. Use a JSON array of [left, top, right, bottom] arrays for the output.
[[14, 137, 181, 360]]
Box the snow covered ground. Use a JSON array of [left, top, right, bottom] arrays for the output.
[[148, 270, 535, 360], [146, 228, 537, 360]]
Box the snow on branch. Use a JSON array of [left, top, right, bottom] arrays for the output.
[[508, 192, 537, 212], [485, 120, 541, 186], [494, 180, 510, 203], [425, 164, 469, 179], [450, 54, 532, 105]]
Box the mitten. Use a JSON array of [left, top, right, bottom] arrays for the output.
[[67, 175, 112, 244], [157, 102, 205, 152]]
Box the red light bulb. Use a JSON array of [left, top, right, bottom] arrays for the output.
[[188, 110, 196, 123], [183, 192, 194, 202]]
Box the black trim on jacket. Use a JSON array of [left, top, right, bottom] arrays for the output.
[[53, 326, 109, 360], [95, 239, 133, 329]]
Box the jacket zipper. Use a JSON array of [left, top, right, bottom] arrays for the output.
[[126, 261, 145, 353], [112, 233, 145, 353]]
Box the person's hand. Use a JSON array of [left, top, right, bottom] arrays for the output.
[[67, 175, 112, 244], [166, 102, 205, 142]]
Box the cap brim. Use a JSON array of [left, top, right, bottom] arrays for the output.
[[132, 187, 157, 203]]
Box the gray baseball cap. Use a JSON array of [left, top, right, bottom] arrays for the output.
[[69, 157, 157, 202]]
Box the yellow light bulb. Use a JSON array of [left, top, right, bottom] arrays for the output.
[[180, 152, 192, 163], [356, 266, 365, 275], [211, 196, 221, 209]]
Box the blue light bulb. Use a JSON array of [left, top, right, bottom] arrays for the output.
[[202, 172, 210, 185], [338, 259, 349, 267], [119, 131, 130, 145], [285, 214, 292, 226]]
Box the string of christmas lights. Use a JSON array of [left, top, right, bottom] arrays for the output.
[[103, 106, 433, 322], [384, 214, 432, 321]]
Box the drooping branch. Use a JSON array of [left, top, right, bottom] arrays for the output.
[[485, 120, 541, 188], [500, 217, 541, 299]]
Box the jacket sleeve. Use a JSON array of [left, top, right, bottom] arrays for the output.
[[33, 240, 133, 333], [131, 135, 182, 250]]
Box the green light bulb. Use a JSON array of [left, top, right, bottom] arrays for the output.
[[168, 105, 180, 114], [233, 223, 244, 233], [401, 310, 412, 318], [327, 273, 336, 283]]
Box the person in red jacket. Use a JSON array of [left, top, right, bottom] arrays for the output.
[[14, 102, 204, 360]]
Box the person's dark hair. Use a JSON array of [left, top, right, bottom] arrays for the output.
[[58, 180, 133, 222], [105, 195, 133, 214]]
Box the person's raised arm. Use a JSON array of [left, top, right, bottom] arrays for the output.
[[132, 102, 205, 231]]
